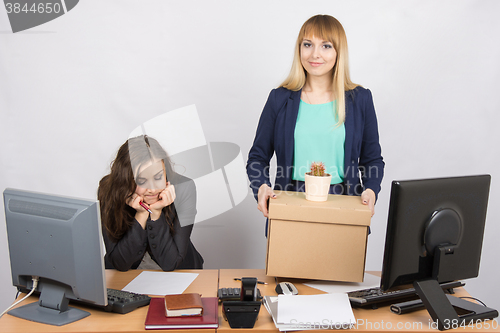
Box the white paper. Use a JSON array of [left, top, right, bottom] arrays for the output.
[[121, 271, 198, 296], [304, 272, 381, 294], [263, 296, 296, 331], [277, 293, 355, 330]]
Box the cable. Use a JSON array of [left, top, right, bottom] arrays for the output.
[[459, 296, 488, 307], [0, 276, 39, 319]]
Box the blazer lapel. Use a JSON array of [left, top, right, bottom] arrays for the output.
[[344, 92, 354, 173], [284, 89, 301, 181]]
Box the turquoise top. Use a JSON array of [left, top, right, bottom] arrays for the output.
[[293, 100, 345, 184]]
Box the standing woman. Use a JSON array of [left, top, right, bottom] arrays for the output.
[[247, 14, 384, 221], [98, 135, 203, 271]]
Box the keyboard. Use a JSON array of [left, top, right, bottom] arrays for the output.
[[101, 288, 151, 314], [348, 281, 465, 308], [17, 286, 151, 314], [218, 287, 262, 302]]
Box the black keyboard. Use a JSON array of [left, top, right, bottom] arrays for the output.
[[348, 281, 465, 308], [218, 287, 262, 302], [17, 286, 151, 314], [101, 288, 151, 314]]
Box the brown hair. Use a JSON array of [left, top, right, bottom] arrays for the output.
[[98, 135, 175, 241]]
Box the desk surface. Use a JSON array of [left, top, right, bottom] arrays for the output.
[[218, 270, 499, 333], [1, 269, 218, 333], [1, 269, 498, 333]]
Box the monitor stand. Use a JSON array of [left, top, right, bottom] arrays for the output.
[[8, 284, 90, 326], [414, 279, 498, 331]]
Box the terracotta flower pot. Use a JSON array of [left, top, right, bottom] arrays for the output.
[[304, 172, 332, 201]]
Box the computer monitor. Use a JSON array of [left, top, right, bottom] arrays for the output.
[[380, 175, 498, 330], [3, 188, 107, 326]]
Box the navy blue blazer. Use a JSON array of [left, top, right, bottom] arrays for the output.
[[247, 86, 384, 200]]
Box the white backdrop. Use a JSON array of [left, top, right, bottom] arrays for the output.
[[1, 0, 499, 317]]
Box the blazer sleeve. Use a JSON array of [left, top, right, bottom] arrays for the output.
[[103, 219, 148, 272], [358, 89, 384, 198], [246, 89, 278, 200]]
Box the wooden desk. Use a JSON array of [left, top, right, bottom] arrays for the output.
[[2, 268, 498, 332], [218, 269, 500, 333], [0, 269, 218, 333]]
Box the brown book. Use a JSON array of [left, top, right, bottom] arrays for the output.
[[164, 293, 203, 317]]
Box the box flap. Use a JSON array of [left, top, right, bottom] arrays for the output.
[[268, 190, 371, 226]]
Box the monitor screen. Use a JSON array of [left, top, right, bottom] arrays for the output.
[[3, 188, 107, 326]]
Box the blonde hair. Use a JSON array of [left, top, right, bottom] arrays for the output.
[[280, 15, 359, 125]]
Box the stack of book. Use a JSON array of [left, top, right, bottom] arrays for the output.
[[145, 293, 218, 330]]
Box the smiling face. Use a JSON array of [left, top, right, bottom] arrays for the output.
[[134, 160, 166, 205], [300, 35, 337, 79]]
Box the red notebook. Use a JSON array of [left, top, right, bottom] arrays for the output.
[[145, 297, 218, 330]]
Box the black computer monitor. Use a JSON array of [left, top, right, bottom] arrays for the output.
[[380, 175, 498, 330], [3, 188, 107, 326]]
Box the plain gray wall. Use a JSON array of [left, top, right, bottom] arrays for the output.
[[1, 0, 499, 319]]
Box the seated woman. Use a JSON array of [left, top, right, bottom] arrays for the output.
[[98, 135, 203, 271]]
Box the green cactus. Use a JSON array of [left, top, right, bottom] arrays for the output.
[[310, 161, 326, 177]]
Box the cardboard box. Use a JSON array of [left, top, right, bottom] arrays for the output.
[[266, 190, 371, 282]]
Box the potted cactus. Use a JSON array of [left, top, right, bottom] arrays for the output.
[[304, 161, 332, 201]]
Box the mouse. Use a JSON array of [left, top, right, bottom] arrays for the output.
[[275, 282, 298, 295]]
